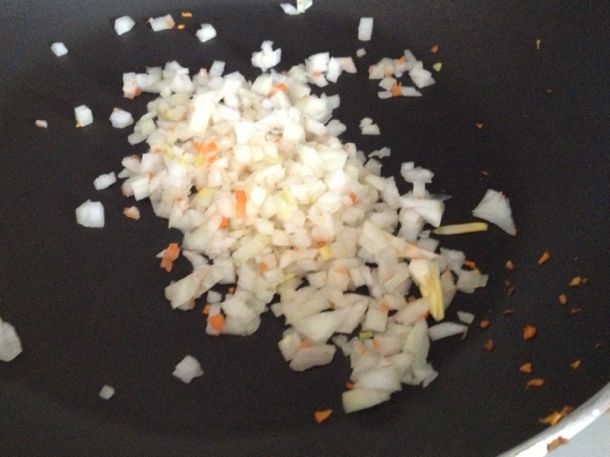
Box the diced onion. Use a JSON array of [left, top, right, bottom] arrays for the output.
[[75, 200, 105, 228], [50, 42, 68, 57], [114, 16, 135, 35], [172, 355, 204, 383], [0, 317, 22, 362], [98, 384, 115, 400]]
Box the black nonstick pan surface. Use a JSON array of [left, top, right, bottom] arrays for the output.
[[1, 1, 608, 455]]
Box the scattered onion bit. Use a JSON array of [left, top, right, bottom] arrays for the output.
[[480, 169, 490, 177], [430, 44, 439, 54], [479, 319, 490, 329], [523, 324, 537, 341], [202, 304, 211, 315], [558, 294, 568, 305], [432, 62, 442, 72], [537, 250, 551, 265], [483, 339, 495, 351], [568, 276, 585, 287], [526, 378, 545, 388], [432, 222, 488, 235], [570, 359, 581, 370], [539, 406, 573, 426], [475, 122, 484, 129], [519, 362, 533, 374], [313, 409, 333, 424], [547, 436, 569, 452], [502, 308, 516, 315], [208, 313, 225, 332], [75, 122, 82, 128], [181, 11, 193, 18], [123, 206, 141, 220], [536, 38, 541, 50], [177, 24, 186, 30], [570, 308, 582, 315], [505, 260, 515, 271], [160, 242, 181, 272]]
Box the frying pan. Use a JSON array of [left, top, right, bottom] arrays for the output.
[[1, 1, 608, 455]]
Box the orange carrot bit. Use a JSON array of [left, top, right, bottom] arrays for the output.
[[397, 56, 406, 63], [160, 243, 181, 272], [299, 340, 312, 350], [195, 141, 218, 155], [311, 71, 322, 77], [123, 206, 141, 220], [570, 308, 582, 315], [313, 409, 333, 424], [479, 319, 490, 329], [270, 83, 289, 95], [202, 304, 211, 315], [519, 362, 533, 374], [568, 276, 585, 287], [526, 378, 545, 388], [463, 259, 477, 269], [209, 313, 225, 332], [379, 303, 391, 312], [181, 11, 193, 18], [345, 381, 355, 390], [502, 308, 516, 315], [234, 189, 247, 218], [505, 260, 515, 271], [177, 24, 186, 30], [537, 250, 551, 265], [535, 38, 541, 50], [547, 436, 569, 452], [390, 83, 402, 97], [558, 294, 568, 305], [228, 287, 236, 294], [570, 359, 581, 370], [372, 338, 381, 350], [483, 339, 495, 351], [430, 44, 439, 54], [540, 406, 573, 426], [349, 192, 358, 203], [475, 122, 484, 129], [523, 324, 537, 341], [258, 261, 269, 272], [219, 216, 229, 229]]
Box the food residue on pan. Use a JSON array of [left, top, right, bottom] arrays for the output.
[[539, 406, 573, 426], [537, 250, 551, 265], [519, 362, 533, 374], [523, 324, 537, 341], [314, 409, 333, 424], [525, 378, 545, 388], [547, 436, 569, 452]]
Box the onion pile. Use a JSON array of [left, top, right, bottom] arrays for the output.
[[104, 41, 503, 412]]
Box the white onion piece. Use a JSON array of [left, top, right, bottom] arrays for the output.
[[356, 48, 366, 57], [75, 200, 105, 228], [114, 16, 135, 35], [93, 172, 116, 190], [428, 322, 468, 341], [289, 345, 336, 371], [50, 42, 68, 57], [74, 105, 93, 127], [0, 317, 22, 362], [196, 24, 217, 43], [148, 15, 175, 32], [457, 311, 475, 325], [172, 355, 204, 383], [251, 41, 282, 71], [280, 0, 312, 15], [342, 388, 390, 413], [109, 108, 134, 129], [472, 189, 517, 235], [98, 385, 115, 400], [358, 17, 374, 41], [35, 120, 48, 128]]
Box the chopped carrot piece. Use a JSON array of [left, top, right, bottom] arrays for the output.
[[505, 260, 515, 271], [160, 243, 181, 272], [181, 11, 193, 18], [540, 406, 572, 426], [258, 261, 269, 272], [202, 304, 211, 315], [568, 276, 583, 286], [349, 192, 358, 203], [345, 381, 355, 390], [379, 303, 391, 312], [219, 216, 229, 229], [519, 362, 533, 374], [311, 71, 322, 77], [537, 250, 551, 265], [570, 308, 582, 315], [547, 436, 569, 452], [270, 83, 288, 95], [570, 359, 581, 369], [390, 83, 402, 97], [558, 294, 568, 305], [234, 189, 247, 218], [463, 260, 477, 269], [483, 339, 495, 351], [209, 313, 224, 332], [526, 378, 545, 388], [177, 24, 185, 30], [314, 409, 333, 424], [475, 122, 484, 129], [479, 319, 490, 329], [195, 141, 218, 154], [523, 324, 537, 341], [398, 55, 406, 63], [299, 340, 311, 350], [430, 44, 439, 54]]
